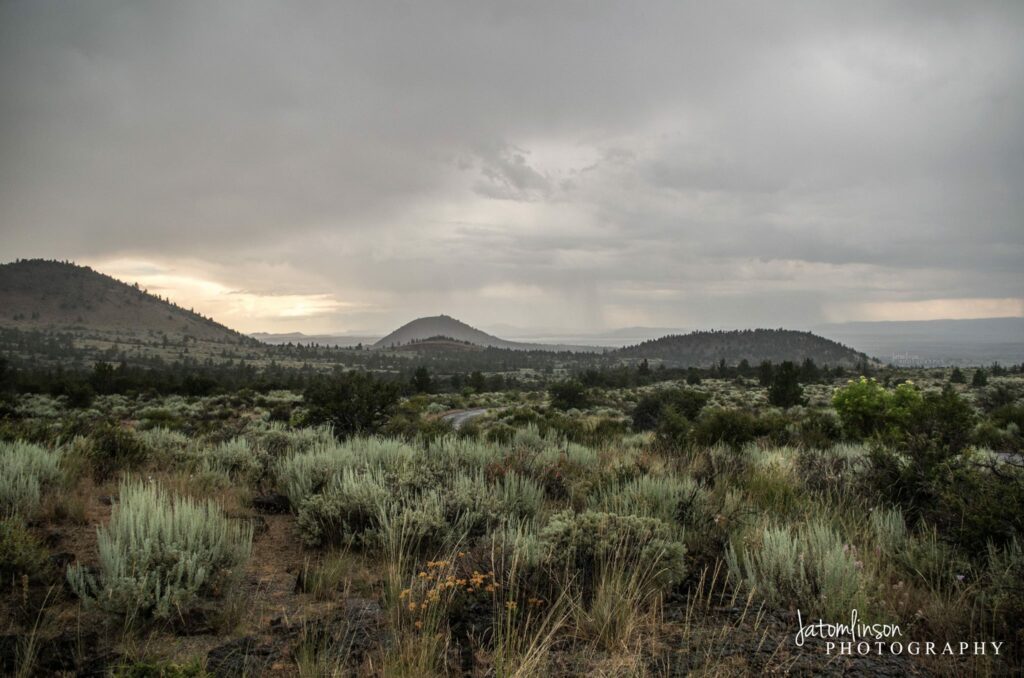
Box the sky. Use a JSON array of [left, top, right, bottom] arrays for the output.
[[1, 1, 1022, 335]]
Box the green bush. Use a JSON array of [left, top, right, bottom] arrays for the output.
[[900, 386, 976, 459], [832, 377, 921, 440], [929, 456, 1024, 552], [0, 440, 62, 517], [303, 372, 402, 438], [136, 427, 190, 463], [859, 387, 1000, 548], [87, 422, 150, 481], [990, 403, 1024, 431], [792, 409, 843, 449], [0, 517, 48, 581], [690, 408, 760, 447], [653, 405, 692, 451], [632, 387, 709, 431], [548, 379, 590, 411], [538, 510, 687, 592], [296, 466, 544, 549], [68, 480, 252, 620]]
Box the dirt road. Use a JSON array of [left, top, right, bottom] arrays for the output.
[[441, 407, 488, 429]]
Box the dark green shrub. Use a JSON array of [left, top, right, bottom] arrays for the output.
[[88, 422, 149, 481], [268, 402, 292, 423], [973, 422, 1018, 453], [655, 406, 692, 451], [793, 409, 842, 449], [303, 371, 401, 438], [485, 423, 516, 445], [0, 517, 48, 582], [977, 383, 1021, 412], [990, 404, 1024, 431], [548, 379, 589, 411], [862, 386, 1018, 552], [931, 459, 1024, 552], [901, 385, 976, 459], [632, 387, 709, 432], [691, 408, 759, 447]]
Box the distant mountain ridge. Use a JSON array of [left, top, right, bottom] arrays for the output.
[[0, 259, 251, 344], [614, 328, 869, 367]]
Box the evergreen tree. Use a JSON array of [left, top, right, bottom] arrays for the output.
[[412, 366, 432, 393], [768, 361, 807, 408]]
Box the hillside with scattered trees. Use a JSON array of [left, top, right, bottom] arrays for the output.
[[615, 328, 870, 367], [0, 259, 252, 344]]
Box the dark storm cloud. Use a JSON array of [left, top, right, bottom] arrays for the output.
[[1, 0, 1021, 332]]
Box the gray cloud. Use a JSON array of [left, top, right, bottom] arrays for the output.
[[1, 0, 1021, 332]]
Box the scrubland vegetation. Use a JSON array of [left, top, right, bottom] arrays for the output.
[[1, 358, 1022, 675]]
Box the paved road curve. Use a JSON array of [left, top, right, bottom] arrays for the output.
[[441, 407, 488, 430]]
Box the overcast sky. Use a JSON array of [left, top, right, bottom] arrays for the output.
[[1, 1, 1022, 334]]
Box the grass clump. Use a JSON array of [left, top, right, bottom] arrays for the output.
[[296, 468, 392, 547], [67, 479, 252, 621], [193, 437, 265, 483], [727, 519, 867, 619], [0, 440, 62, 518], [0, 517, 48, 581], [539, 510, 687, 593], [588, 474, 708, 529]]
